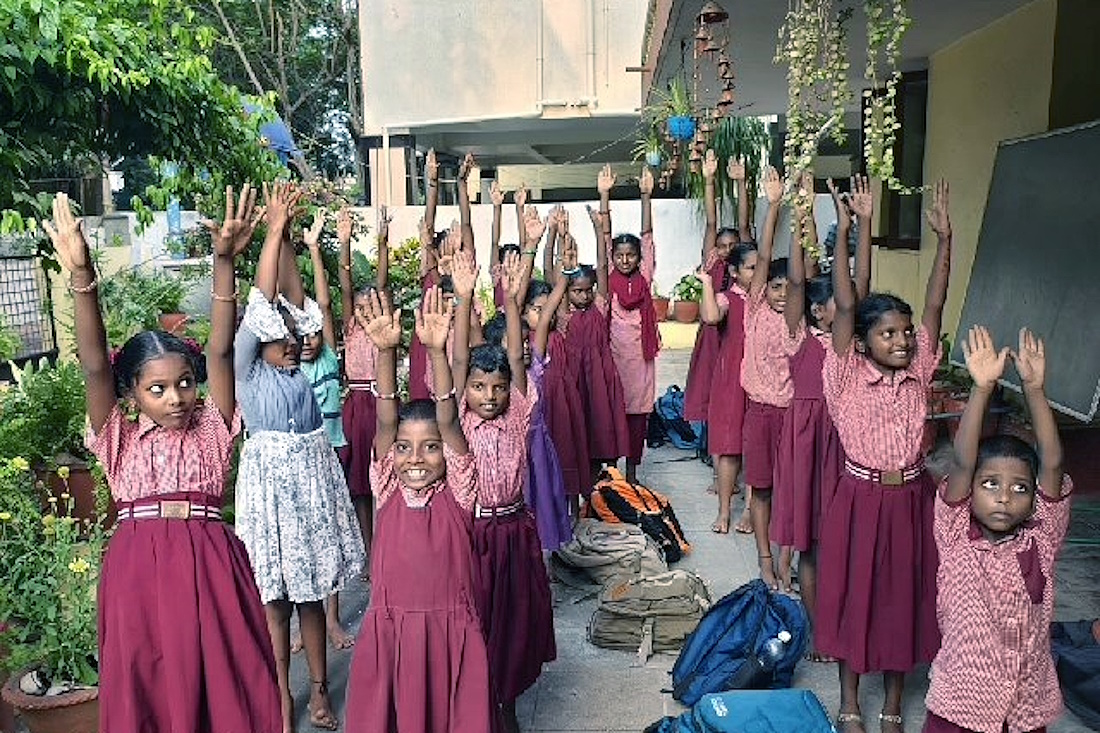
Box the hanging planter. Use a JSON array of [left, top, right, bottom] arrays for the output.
[[645, 149, 663, 168], [668, 116, 696, 141], [863, 0, 917, 193]]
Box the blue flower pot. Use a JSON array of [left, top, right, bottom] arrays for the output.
[[645, 149, 663, 168], [668, 116, 696, 141]]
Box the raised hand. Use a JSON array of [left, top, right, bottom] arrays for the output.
[[523, 205, 547, 245], [303, 211, 326, 252], [202, 184, 260, 258], [490, 180, 505, 207], [426, 148, 439, 183], [458, 152, 475, 181], [377, 204, 392, 240], [1013, 327, 1046, 390], [360, 288, 402, 351], [925, 178, 951, 239], [547, 204, 565, 231], [585, 203, 604, 228], [337, 207, 354, 245], [763, 166, 784, 205], [43, 193, 90, 273], [597, 164, 616, 195], [450, 247, 479, 298], [558, 206, 571, 235], [826, 178, 851, 218], [848, 174, 873, 219], [727, 156, 746, 181], [418, 217, 431, 248], [415, 286, 454, 352], [701, 149, 718, 180], [562, 234, 579, 271], [639, 166, 655, 196], [695, 265, 712, 287], [501, 250, 525, 301], [514, 182, 528, 209], [962, 325, 1009, 390], [262, 181, 302, 232]]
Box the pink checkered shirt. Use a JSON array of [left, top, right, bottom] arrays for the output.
[[343, 319, 378, 381], [460, 380, 536, 507], [370, 443, 477, 511], [823, 325, 940, 470], [926, 476, 1073, 733], [740, 287, 801, 407], [90, 402, 241, 502]]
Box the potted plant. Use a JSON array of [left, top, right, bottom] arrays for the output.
[[98, 267, 192, 343], [632, 125, 665, 169], [0, 315, 21, 365], [671, 274, 702, 323], [651, 284, 670, 322], [0, 457, 107, 733], [659, 77, 696, 141]]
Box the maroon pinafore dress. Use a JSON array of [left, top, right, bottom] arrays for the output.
[[683, 258, 728, 421], [538, 329, 592, 495], [705, 286, 747, 456]]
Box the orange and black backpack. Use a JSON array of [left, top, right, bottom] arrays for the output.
[[584, 468, 691, 563]]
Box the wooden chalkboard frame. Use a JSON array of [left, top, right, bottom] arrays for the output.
[[950, 119, 1100, 422]]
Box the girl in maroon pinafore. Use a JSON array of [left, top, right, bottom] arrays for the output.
[[345, 287, 491, 733]]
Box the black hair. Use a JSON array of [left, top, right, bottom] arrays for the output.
[[854, 292, 913, 342], [438, 275, 455, 294], [468, 343, 512, 383], [767, 257, 789, 282], [716, 227, 740, 244], [498, 243, 521, 263], [481, 313, 507, 347], [975, 434, 1040, 485], [398, 398, 438, 424], [611, 233, 641, 257], [113, 330, 207, 398], [524, 279, 553, 308], [805, 275, 834, 327], [568, 264, 597, 285], [728, 242, 757, 268], [430, 230, 447, 250]]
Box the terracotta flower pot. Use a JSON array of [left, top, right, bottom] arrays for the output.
[[1, 671, 98, 733], [672, 301, 699, 323], [157, 313, 189, 334], [36, 461, 117, 528], [653, 297, 670, 322]]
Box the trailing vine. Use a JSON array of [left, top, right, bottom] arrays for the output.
[[775, 0, 853, 259], [863, 0, 917, 192]]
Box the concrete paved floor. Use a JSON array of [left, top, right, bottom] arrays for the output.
[[290, 348, 1100, 732]]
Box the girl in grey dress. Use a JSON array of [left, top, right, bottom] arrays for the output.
[[233, 182, 365, 731]]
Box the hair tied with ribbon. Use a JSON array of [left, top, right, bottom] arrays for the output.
[[181, 337, 204, 357], [108, 347, 122, 367]]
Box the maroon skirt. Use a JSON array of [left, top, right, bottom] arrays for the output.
[[815, 468, 940, 673], [472, 508, 556, 703], [923, 711, 1046, 733], [543, 332, 592, 496], [771, 396, 843, 551], [98, 492, 281, 733], [683, 324, 721, 421], [342, 387, 378, 498], [742, 400, 787, 489]]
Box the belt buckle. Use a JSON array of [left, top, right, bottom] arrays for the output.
[[880, 470, 904, 487], [160, 500, 191, 519]]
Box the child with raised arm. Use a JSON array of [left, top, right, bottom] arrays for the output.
[[339, 206, 390, 568], [345, 287, 492, 733], [489, 181, 526, 309], [597, 164, 662, 483], [771, 174, 873, 660], [925, 326, 1069, 733], [452, 246, 555, 732], [233, 182, 365, 732], [818, 179, 954, 733], [46, 187, 283, 732]]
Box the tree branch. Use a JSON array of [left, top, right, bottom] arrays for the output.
[[210, 0, 266, 96]]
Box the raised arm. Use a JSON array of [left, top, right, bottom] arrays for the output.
[[1014, 328, 1063, 496], [424, 148, 439, 235], [514, 183, 528, 247], [750, 166, 783, 297], [701, 150, 719, 262], [786, 175, 812, 336], [848, 175, 873, 300], [204, 185, 259, 424], [640, 166, 654, 235], [946, 325, 1009, 502], [922, 178, 953, 342], [732, 157, 751, 241], [520, 205, 546, 294], [359, 289, 402, 456], [594, 164, 614, 296], [535, 266, 568, 358], [544, 205, 562, 286], [827, 178, 856, 354], [337, 208, 356, 321], [43, 193, 115, 432], [304, 213, 337, 350], [450, 248, 479, 397], [697, 266, 727, 325], [500, 250, 528, 394], [489, 180, 504, 269], [457, 152, 475, 253], [256, 182, 298, 301], [416, 287, 467, 452], [375, 205, 391, 290], [278, 218, 307, 309]]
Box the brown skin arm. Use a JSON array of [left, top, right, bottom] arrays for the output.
[[786, 191, 810, 337], [358, 288, 402, 455], [701, 150, 718, 263], [922, 178, 953, 342], [751, 167, 783, 298], [337, 208, 356, 325], [828, 178, 856, 355], [1013, 328, 1064, 496]]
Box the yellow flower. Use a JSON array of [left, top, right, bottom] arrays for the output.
[[41, 515, 56, 527], [60, 492, 71, 500], [56, 466, 70, 480], [68, 558, 90, 575], [0, 512, 11, 521], [9, 457, 30, 472], [60, 516, 76, 526]]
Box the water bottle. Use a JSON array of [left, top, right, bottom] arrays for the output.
[[726, 630, 792, 689]]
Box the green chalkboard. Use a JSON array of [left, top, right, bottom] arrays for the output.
[[952, 120, 1100, 421]]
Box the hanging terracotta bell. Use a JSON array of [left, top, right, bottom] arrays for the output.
[[717, 89, 735, 109], [704, 38, 721, 54], [697, 1, 729, 24]]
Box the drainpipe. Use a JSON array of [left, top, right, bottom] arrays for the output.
[[585, 0, 596, 106], [536, 0, 544, 112], [381, 125, 391, 206]]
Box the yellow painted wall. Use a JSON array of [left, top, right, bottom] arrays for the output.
[[874, 0, 1056, 337]]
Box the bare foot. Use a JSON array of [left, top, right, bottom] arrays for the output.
[[758, 554, 779, 590], [778, 547, 794, 593], [879, 712, 904, 733], [733, 508, 753, 534], [836, 711, 865, 733], [308, 681, 339, 731], [706, 481, 718, 495], [806, 650, 838, 663], [290, 633, 303, 655], [711, 511, 730, 534], [327, 622, 355, 650]]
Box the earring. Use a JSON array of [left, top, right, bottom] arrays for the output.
[[123, 398, 140, 423]]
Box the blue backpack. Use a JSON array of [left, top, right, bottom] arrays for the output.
[[645, 689, 834, 733], [671, 579, 809, 707], [649, 385, 705, 451]]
